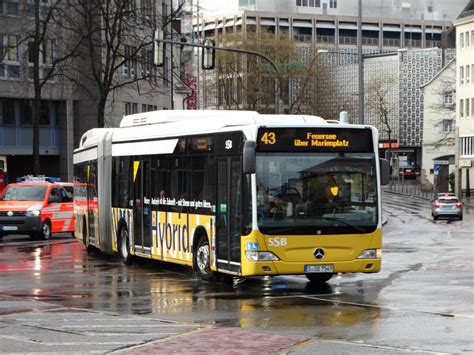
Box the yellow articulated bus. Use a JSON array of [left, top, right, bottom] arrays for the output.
[[73, 110, 389, 283]]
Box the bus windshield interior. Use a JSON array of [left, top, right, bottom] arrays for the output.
[[256, 152, 378, 234]]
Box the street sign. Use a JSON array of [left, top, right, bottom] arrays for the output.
[[434, 164, 440, 175], [459, 159, 472, 168]]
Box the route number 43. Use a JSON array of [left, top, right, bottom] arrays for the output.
[[261, 132, 276, 145]]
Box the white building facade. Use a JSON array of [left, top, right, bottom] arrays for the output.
[[454, 10, 474, 195], [420, 59, 456, 192]]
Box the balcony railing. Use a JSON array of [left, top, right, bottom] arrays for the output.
[[316, 35, 335, 44], [338, 36, 379, 46], [383, 38, 401, 47], [425, 40, 441, 48], [405, 39, 422, 48], [294, 34, 312, 42]]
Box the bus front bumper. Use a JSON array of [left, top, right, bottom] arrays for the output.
[[241, 259, 381, 277]]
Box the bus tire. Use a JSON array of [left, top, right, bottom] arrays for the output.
[[195, 235, 215, 282], [305, 273, 333, 283], [40, 220, 52, 240], [119, 225, 133, 265]]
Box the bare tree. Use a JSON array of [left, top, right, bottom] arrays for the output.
[[204, 31, 334, 115], [0, 0, 80, 174], [366, 75, 398, 166], [426, 62, 456, 148], [29, 0, 82, 174], [61, 0, 183, 128]]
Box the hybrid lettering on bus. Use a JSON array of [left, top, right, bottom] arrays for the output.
[[73, 110, 389, 283]]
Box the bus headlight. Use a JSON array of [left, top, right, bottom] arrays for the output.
[[25, 210, 41, 217], [356, 249, 381, 259], [245, 251, 279, 261]]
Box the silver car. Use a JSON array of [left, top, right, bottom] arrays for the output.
[[432, 194, 463, 220]]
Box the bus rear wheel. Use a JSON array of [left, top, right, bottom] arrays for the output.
[[119, 226, 133, 265], [195, 236, 215, 282], [305, 273, 333, 283]]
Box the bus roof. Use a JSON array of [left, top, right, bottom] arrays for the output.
[[76, 110, 377, 153], [119, 110, 327, 128]]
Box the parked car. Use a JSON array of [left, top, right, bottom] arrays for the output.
[[399, 167, 420, 179], [0, 177, 74, 240], [431, 194, 463, 220]]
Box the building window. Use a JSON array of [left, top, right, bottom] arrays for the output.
[[125, 102, 131, 115], [330, 0, 337, 8], [460, 99, 464, 117], [20, 99, 33, 125], [460, 65, 464, 84], [467, 31, 471, 47], [1, 0, 19, 15], [442, 119, 453, 133], [460, 136, 474, 156], [1, 98, 16, 125], [467, 65, 471, 84], [443, 91, 453, 106], [296, 0, 320, 7], [467, 97, 470, 117], [0, 34, 20, 79], [123, 45, 130, 77], [460, 32, 464, 48], [27, 39, 56, 80]]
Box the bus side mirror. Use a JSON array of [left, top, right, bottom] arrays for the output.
[[243, 141, 256, 174], [380, 158, 390, 185]]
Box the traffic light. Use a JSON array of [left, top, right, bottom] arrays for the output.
[[154, 28, 164, 67], [202, 39, 215, 70]]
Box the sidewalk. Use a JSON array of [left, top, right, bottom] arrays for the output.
[[383, 183, 474, 208]]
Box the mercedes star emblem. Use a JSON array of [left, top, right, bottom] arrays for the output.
[[314, 248, 325, 260]]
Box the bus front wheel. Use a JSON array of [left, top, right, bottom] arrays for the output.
[[195, 236, 215, 282], [305, 273, 333, 283], [119, 226, 133, 265]]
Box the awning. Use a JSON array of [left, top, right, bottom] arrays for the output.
[[383, 26, 401, 32], [316, 23, 336, 29], [260, 19, 276, 26], [246, 18, 257, 25], [339, 24, 358, 30], [425, 28, 444, 34], [363, 25, 380, 31], [279, 20, 290, 26], [293, 20, 313, 28], [404, 26, 423, 33]]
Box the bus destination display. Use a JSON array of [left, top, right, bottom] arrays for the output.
[[257, 127, 373, 152]]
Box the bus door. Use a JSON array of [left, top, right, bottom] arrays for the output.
[[216, 156, 242, 274], [132, 159, 152, 254], [87, 162, 98, 245]]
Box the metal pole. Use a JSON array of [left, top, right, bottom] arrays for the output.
[[357, 0, 364, 124]]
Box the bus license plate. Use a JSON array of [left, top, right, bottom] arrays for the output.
[[304, 265, 334, 273], [2, 226, 18, 231]]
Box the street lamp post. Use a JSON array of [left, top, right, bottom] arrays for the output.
[[357, 0, 364, 124]]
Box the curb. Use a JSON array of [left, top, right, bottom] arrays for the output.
[[383, 189, 474, 208]]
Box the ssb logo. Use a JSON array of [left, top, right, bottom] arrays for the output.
[[268, 237, 287, 247]]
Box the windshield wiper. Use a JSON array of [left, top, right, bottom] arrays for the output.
[[314, 216, 367, 233]]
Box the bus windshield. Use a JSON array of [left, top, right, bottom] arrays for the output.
[[256, 152, 378, 235]]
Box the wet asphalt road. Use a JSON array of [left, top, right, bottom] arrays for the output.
[[0, 193, 473, 354]]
